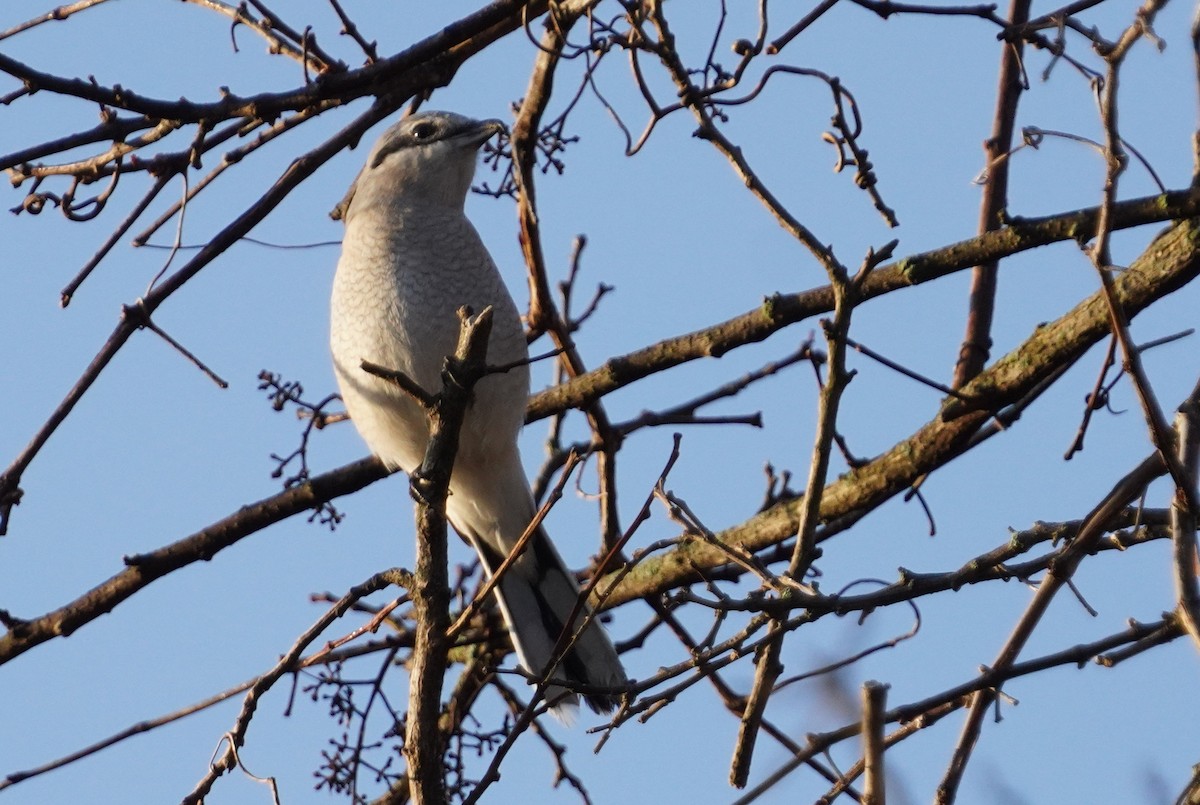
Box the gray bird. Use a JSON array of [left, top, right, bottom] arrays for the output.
[[330, 111, 626, 715]]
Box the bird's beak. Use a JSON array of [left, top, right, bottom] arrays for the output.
[[461, 118, 506, 147]]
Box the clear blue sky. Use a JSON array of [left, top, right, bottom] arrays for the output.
[[3, 2, 1199, 803]]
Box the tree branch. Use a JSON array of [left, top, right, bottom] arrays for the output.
[[405, 307, 495, 805]]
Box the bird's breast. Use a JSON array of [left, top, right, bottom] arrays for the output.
[[330, 204, 531, 470]]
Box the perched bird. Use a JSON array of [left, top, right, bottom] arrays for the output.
[[330, 111, 626, 715]]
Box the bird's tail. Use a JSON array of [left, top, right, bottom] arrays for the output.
[[470, 524, 627, 717]]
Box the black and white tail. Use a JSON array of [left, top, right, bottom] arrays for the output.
[[467, 523, 626, 716]]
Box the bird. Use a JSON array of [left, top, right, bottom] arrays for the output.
[[329, 111, 627, 716]]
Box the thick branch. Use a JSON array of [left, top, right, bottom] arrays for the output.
[[596, 217, 1200, 606], [0, 457, 387, 665], [405, 307, 495, 805], [526, 189, 1200, 422], [0, 1, 548, 133]]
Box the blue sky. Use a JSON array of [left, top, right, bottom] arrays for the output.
[[3, 2, 1200, 803]]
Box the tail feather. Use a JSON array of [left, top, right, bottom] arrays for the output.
[[468, 524, 626, 715], [446, 449, 627, 716]]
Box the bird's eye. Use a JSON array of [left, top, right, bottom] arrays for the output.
[[411, 121, 437, 141]]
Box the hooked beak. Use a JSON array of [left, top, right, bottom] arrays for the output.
[[458, 118, 506, 148]]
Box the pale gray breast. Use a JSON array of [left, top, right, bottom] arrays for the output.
[[331, 203, 531, 469]]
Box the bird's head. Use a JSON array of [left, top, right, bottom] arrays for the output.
[[336, 112, 505, 220]]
